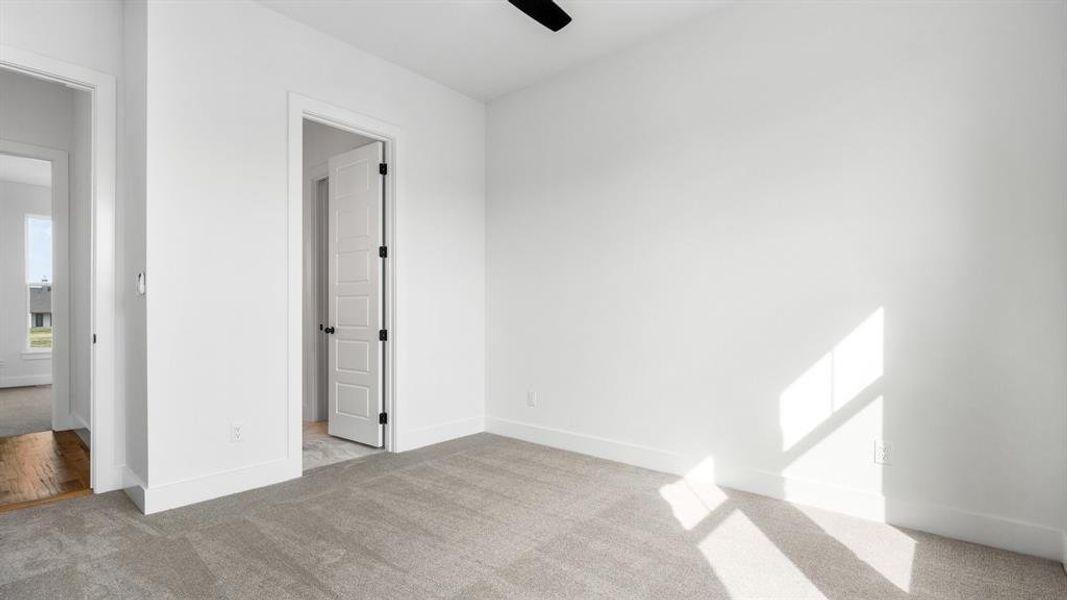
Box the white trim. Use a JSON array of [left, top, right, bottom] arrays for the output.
[[1062, 531, 1066, 571], [485, 416, 1063, 561], [486, 416, 690, 474], [122, 483, 146, 513], [135, 459, 299, 515], [881, 491, 1064, 562], [121, 465, 146, 489], [288, 92, 402, 466], [120, 464, 147, 511], [400, 416, 485, 452], [0, 45, 120, 493], [0, 374, 53, 388]]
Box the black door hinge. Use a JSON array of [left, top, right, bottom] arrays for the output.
[[379, 163, 388, 176], [379, 412, 388, 425], [379, 329, 388, 341], [92, 334, 97, 344], [378, 246, 388, 258]]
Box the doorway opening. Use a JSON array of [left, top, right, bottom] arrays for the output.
[[0, 68, 92, 511], [300, 118, 391, 471]]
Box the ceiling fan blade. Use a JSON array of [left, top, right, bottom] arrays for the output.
[[507, 0, 572, 32]]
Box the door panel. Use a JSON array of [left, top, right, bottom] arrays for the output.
[[327, 142, 383, 446]]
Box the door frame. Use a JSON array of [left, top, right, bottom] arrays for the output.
[[288, 92, 401, 467], [0, 46, 119, 492]]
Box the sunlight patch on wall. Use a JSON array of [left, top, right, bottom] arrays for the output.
[[783, 395, 885, 493], [779, 308, 884, 450]]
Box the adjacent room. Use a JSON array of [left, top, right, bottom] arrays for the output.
[[0, 0, 1064, 598], [0, 66, 93, 514], [0, 154, 53, 438]]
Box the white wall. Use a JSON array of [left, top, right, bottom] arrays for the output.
[[0, 181, 52, 387], [140, 0, 485, 504], [0, 0, 123, 78], [303, 120, 375, 172], [486, 1, 1067, 559], [0, 68, 75, 149], [70, 89, 92, 428], [121, 0, 149, 485]]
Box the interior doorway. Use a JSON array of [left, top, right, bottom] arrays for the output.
[[1, 45, 119, 499], [0, 154, 58, 437], [0, 67, 93, 511], [300, 119, 388, 471]]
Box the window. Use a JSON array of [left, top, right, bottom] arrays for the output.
[[26, 215, 52, 350]]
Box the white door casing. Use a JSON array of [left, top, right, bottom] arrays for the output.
[[327, 142, 383, 446], [0, 47, 119, 492]]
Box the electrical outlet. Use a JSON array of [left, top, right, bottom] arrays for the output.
[[874, 439, 891, 465], [231, 422, 244, 443], [526, 391, 538, 408]]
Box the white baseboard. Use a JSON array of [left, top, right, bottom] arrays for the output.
[[398, 415, 485, 452], [0, 374, 52, 388], [120, 465, 148, 511], [881, 493, 1064, 562], [122, 465, 146, 489], [485, 416, 1063, 562], [123, 484, 146, 513], [124, 415, 485, 515], [487, 416, 691, 474], [137, 457, 301, 514]]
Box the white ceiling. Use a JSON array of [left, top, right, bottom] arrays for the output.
[[257, 0, 725, 100], [0, 154, 51, 187]]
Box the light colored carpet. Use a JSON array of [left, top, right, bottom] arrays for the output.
[[0, 433, 1063, 599], [0, 385, 51, 438], [302, 420, 383, 471]]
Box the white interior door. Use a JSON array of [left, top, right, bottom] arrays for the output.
[[327, 142, 384, 446]]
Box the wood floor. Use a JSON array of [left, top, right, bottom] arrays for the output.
[[0, 430, 90, 513]]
